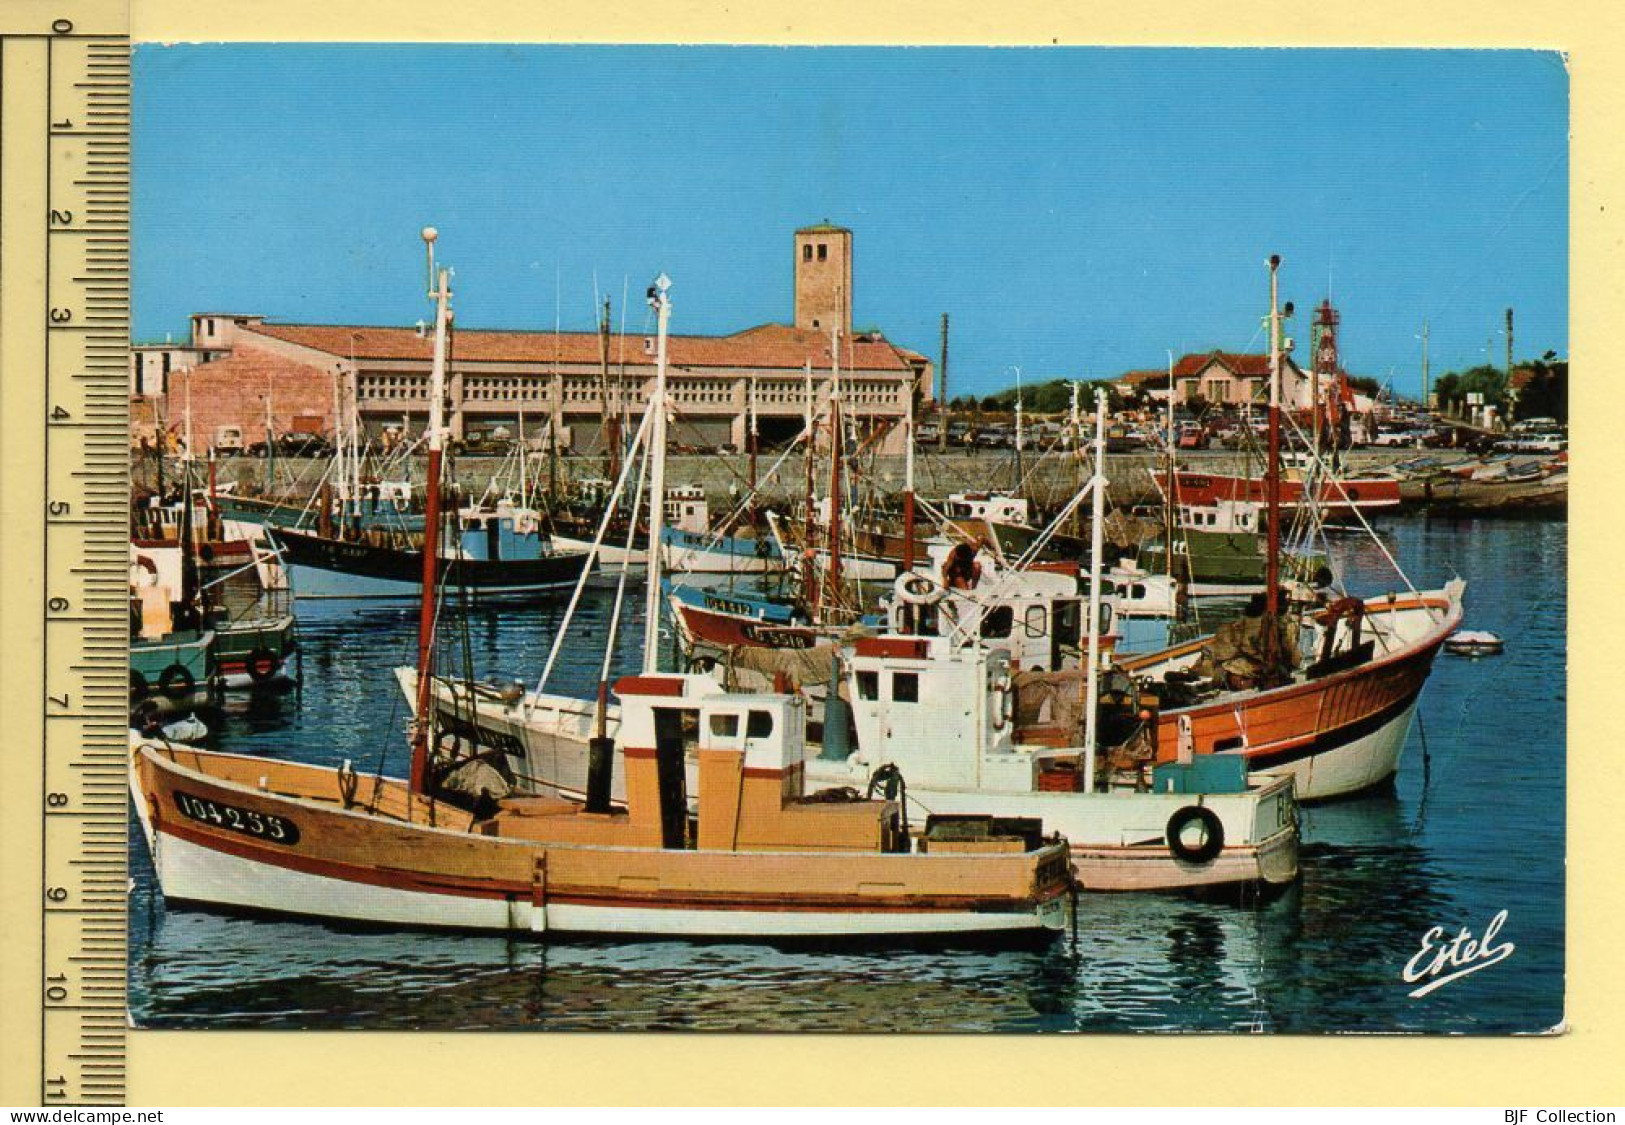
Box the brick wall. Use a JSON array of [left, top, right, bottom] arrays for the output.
[[135, 343, 338, 450]]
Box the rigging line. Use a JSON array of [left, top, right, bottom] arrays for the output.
[[664, 397, 833, 595], [599, 421, 651, 688], [524, 403, 656, 709], [1277, 405, 1425, 608]]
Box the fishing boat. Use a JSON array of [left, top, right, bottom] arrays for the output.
[[131, 672, 1072, 938], [269, 503, 591, 600], [1108, 256, 1462, 800], [1171, 467, 1401, 518], [1138, 496, 1330, 597]]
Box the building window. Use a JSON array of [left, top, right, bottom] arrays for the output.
[[857, 671, 879, 701], [803, 244, 812, 262], [891, 672, 919, 704], [817, 243, 827, 262], [206, 318, 215, 335]]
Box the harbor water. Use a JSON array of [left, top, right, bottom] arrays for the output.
[[127, 513, 1566, 1034]]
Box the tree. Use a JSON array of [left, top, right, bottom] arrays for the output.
[[1514, 360, 1567, 423]]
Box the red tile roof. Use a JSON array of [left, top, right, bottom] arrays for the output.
[[246, 321, 918, 372], [1172, 351, 1275, 378]]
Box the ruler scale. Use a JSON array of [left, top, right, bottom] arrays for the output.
[[1, 1, 131, 1107]]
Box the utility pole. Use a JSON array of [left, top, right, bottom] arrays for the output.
[[1422, 318, 1430, 412], [938, 312, 949, 452], [1506, 307, 1515, 418]]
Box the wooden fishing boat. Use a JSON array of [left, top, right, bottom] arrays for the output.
[[269, 513, 591, 600], [1116, 582, 1463, 800], [1171, 468, 1401, 518], [130, 674, 1072, 939], [1136, 498, 1330, 597]]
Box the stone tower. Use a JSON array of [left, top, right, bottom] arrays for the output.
[[793, 224, 852, 337]]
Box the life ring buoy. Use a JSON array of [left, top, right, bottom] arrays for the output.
[[1166, 805, 1225, 864], [130, 554, 160, 587], [897, 573, 946, 606], [246, 647, 280, 683], [130, 668, 150, 699], [158, 664, 195, 699]]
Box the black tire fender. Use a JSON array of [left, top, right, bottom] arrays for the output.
[[158, 663, 195, 699], [1166, 805, 1225, 864]]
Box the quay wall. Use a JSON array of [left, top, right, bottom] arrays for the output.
[[162, 447, 1565, 517]]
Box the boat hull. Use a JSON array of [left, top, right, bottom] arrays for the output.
[[1121, 585, 1463, 801], [132, 746, 1068, 940], [1173, 470, 1402, 517], [272, 526, 592, 600]]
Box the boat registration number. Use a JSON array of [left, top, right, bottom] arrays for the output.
[[740, 623, 813, 649], [173, 790, 301, 845], [704, 594, 760, 618]]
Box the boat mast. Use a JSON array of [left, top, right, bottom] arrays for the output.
[[1068, 380, 1081, 538], [641, 274, 671, 675], [802, 359, 817, 614], [1164, 350, 1176, 582], [601, 296, 619, 482], [1081, 389, 1108, 792], [1013, 365, 1024, 489], [1265, 254, 1283, 620], [748, 372, 759, 529], [825, 326, 843, 620], [902, 364, 917, 572], [410, 226, 453, 796]]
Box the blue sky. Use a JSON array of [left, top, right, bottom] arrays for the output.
[[133, 45, 1567, 397]]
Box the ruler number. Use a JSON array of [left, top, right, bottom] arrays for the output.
[[52, 18, 74, 33], [46, 886, 69, 904], [47, 500, 70, 517], [44, 1076, 67, 1100], [50, 404, 70, 422], [47, 792, 70, 807], [48, 596, 70, 613], [50, 307, 73, 324], [49, 208, 73, 226], [44, 972, 69, 1005]]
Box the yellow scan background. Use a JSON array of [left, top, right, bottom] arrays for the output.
[[2, 0, 1618, 1107]]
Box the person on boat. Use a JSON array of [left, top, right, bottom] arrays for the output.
[[942, 540, 985, 591]]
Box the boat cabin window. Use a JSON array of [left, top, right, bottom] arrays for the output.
[[747, 710, 774, 739], [891, 672, 919, 704], [1024, 605, 1046, 638], [709, 713, 740, 740], [856, 671, 880, 701], [980, 605, 1013, 640], [1130, 584, 1147, 600], [1053, 601, 1081, 647]]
